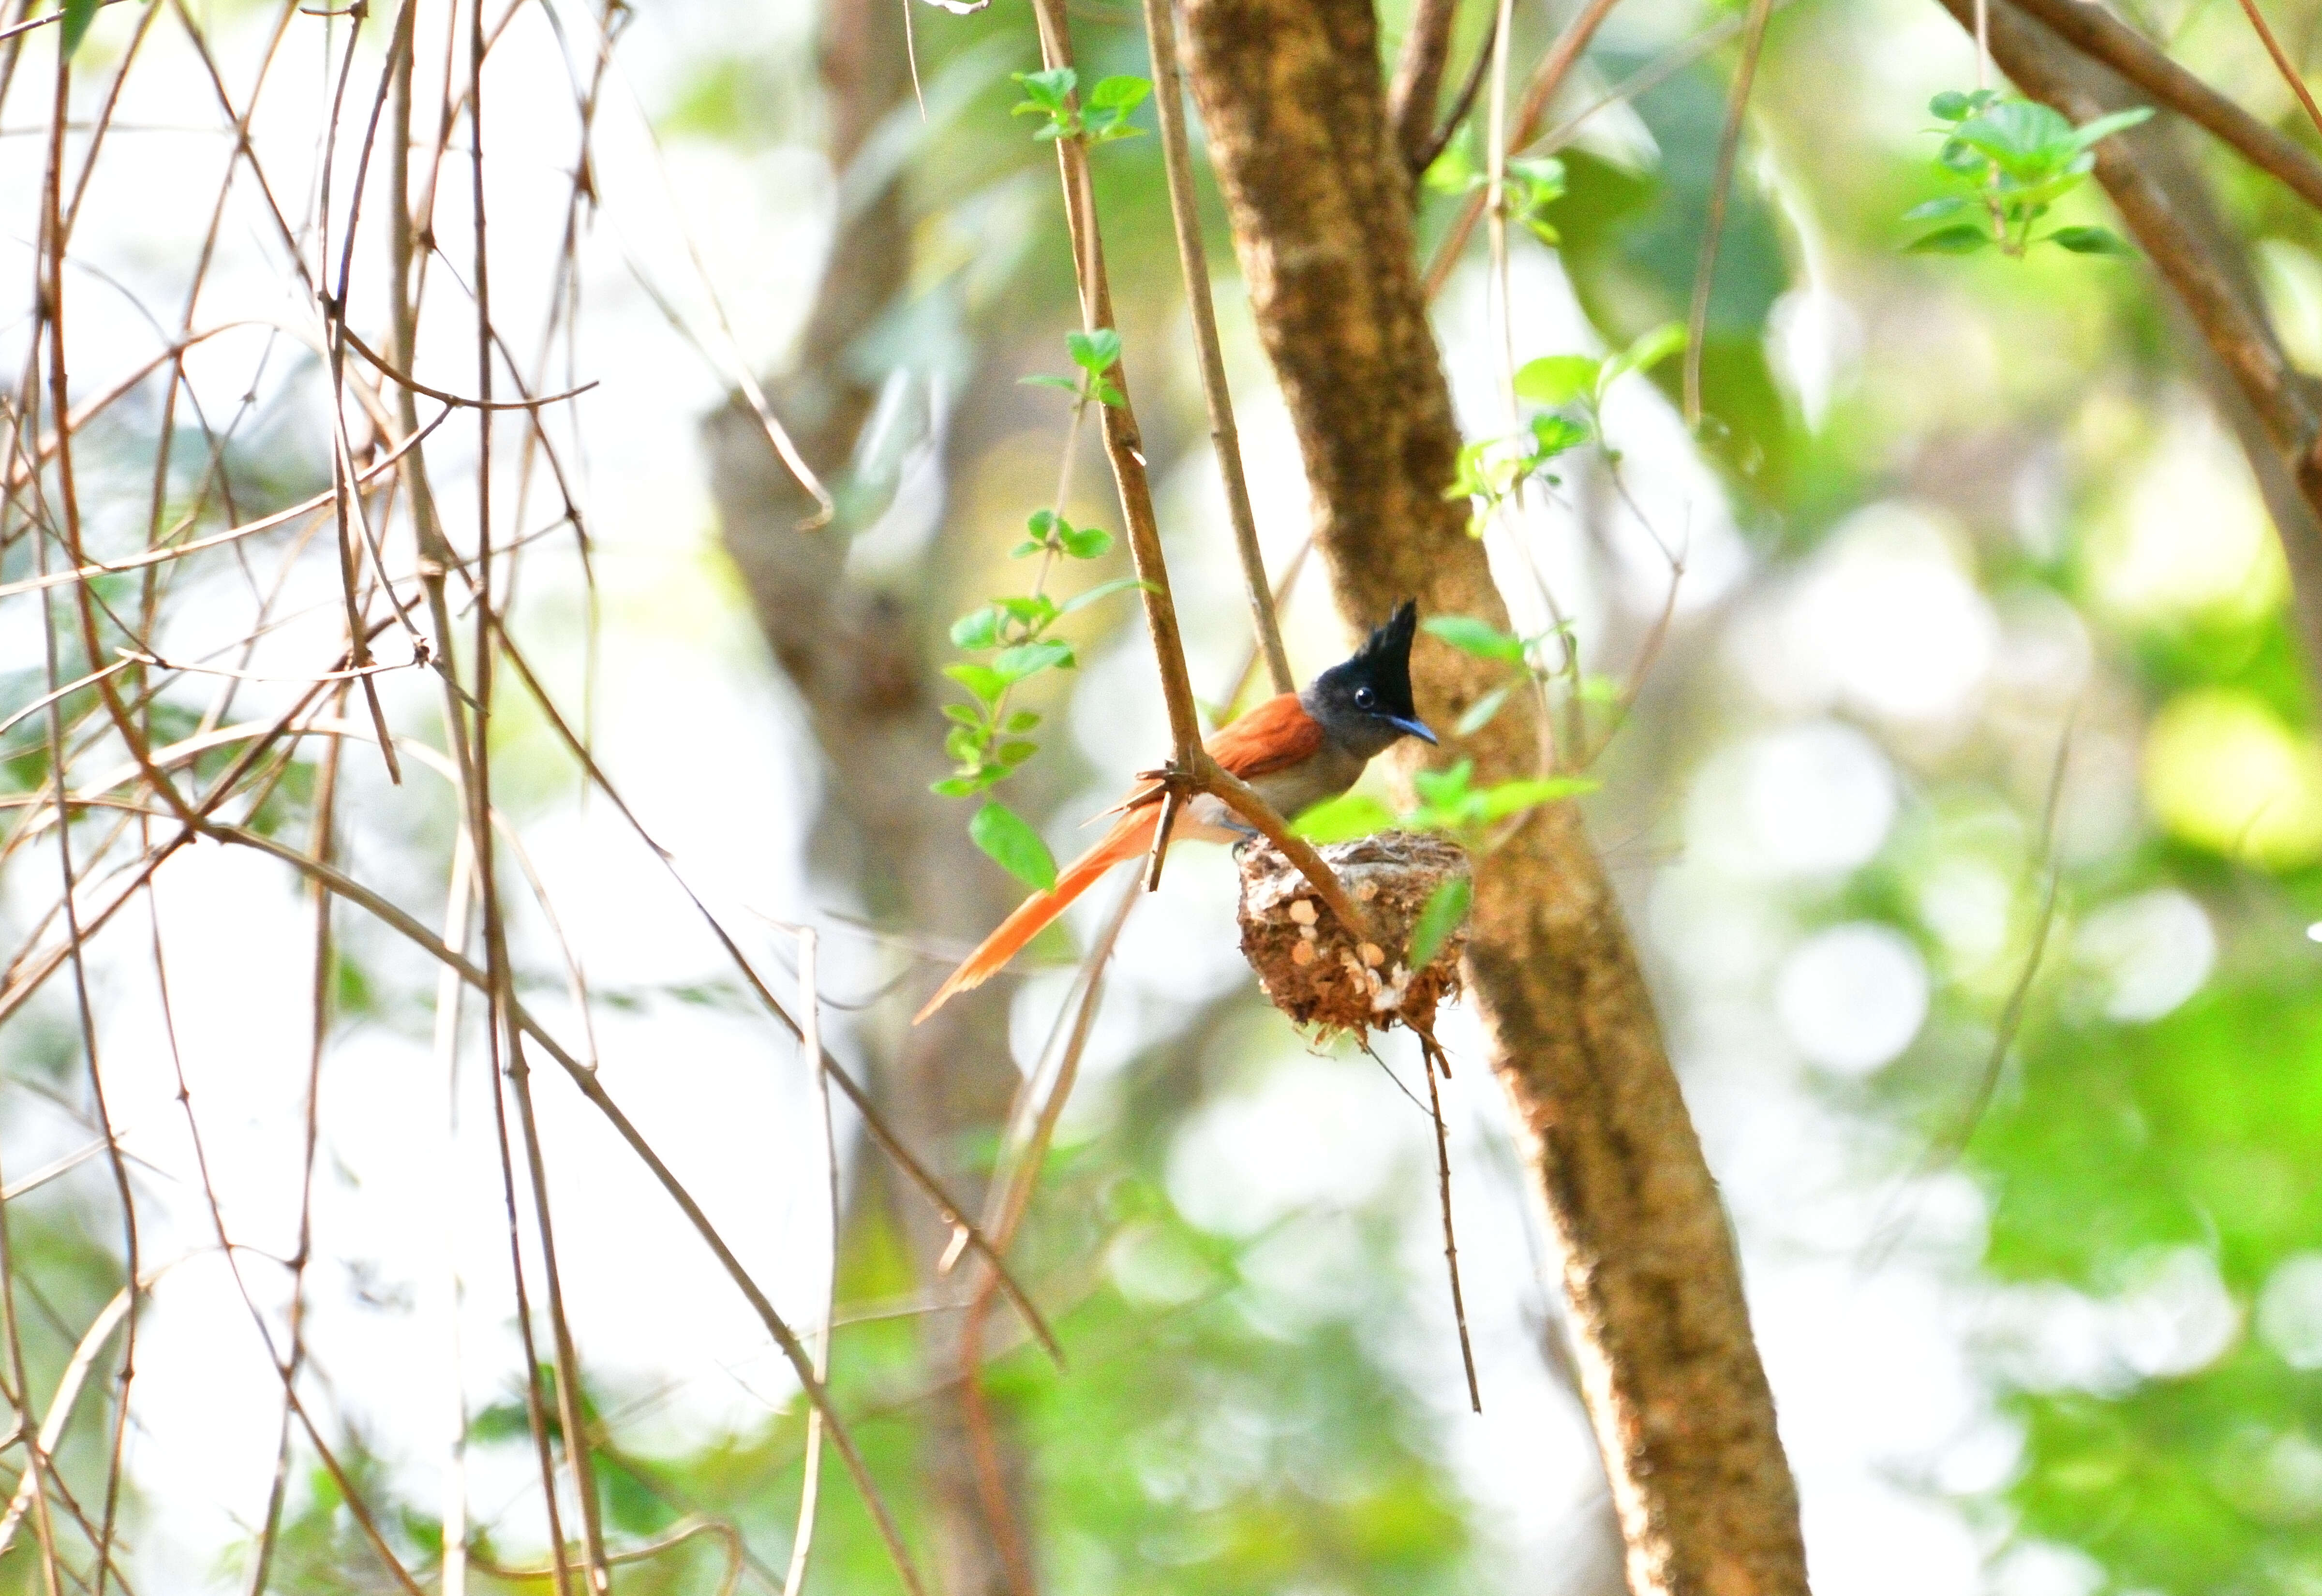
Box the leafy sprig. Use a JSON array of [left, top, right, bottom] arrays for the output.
[[1905, 92, 2150, 258], [1023, 328, 1128, 409], [1446, 323, 1684, 536], [935, 498, 1146, 890], [1011, 67, 1151, 145], [1425, 134, 1566, 245]]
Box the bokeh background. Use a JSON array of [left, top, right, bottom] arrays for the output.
[[1, 0, 2319, 1589]]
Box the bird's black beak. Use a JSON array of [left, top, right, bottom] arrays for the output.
[[1388, 714, 1439, 746]]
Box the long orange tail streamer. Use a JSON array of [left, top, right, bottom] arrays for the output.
[[911, 803, 1161, 1024]]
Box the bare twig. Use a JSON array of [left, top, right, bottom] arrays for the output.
[[1683, 0, 1776, 428], [1140, 0, 1292, 695]]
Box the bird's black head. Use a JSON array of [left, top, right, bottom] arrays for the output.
[[1303, 600, 1439, 758]]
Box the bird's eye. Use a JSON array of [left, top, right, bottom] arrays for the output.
[[1353, 686, 1377, 710]]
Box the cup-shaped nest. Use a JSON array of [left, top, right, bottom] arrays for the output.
[[1236, 830, 1472, 1037]]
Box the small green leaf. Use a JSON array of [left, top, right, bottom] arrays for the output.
[[945, 725, 982, 763], [1057, 521, 1114, 559], [1093, 378, 1127, 407], [1512, 354, 1600, 409], [931, 775, 982, 797], [60, 0, 95, 57], [1086, 74, 1151, 111], [943, 662, 1009, 705], [1907, 223, 1993, 254], [951, 607, 1003, 650], [1454, 684, 1514, 737], [1901, 194, 1973, 222], [1423, 615, 1527, 662], [1010, 67, 1076, 112], [2048, 224, 2134, 256], [1599, 322, 1687, 397], [1474, 775, 1596, 822], [943, 703, 984, 726], [995, 593, 1061, 627], [2065, 105, 2153, 153], [1528, 414, 1590, 458], [1406, 875, 1472, 970], [1929, 89, 1976, 121], [997, 739, 1040, 766], [1412, 758, 1476, 813], [1291, 791, 1397, 843], [1058, 575, 1147, 614], [1067, 327, 1123, 374], [994, 640, 1075, 681], [971, 801, 1057, 891], [1020, 373, 1081, 395], [1003, 710, 1042, 733]]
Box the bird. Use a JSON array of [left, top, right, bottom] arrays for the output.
[[913, 600, 1437, 1024]]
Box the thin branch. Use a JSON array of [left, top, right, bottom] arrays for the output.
[[1683, 0, 1775, 428], [1141, 0, 1293, 695], [2004, 0, 2322, 214], [2234, 0, 2322, 145], [1388, 0, 1463, 172], [1422, 0, 1628, 300]]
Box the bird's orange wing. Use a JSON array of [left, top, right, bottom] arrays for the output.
[[1204, 692, 1325, 781]]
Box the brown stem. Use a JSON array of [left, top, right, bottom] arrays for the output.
[[1140, 0, 1293, 695], [1179, 0, 1809, 1588], [1421, 0, 1628, 300], [2233, 0, 2322, 145], [1388, 0, 1462, 172], [1682, 0, 1775, 428]]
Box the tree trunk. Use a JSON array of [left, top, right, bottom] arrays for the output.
[[1176, 1, 1810, 1591]]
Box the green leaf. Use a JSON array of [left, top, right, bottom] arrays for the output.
[[994, 593, 1061, 628], [1951, 100, 2077, 177], [1929, 89, 1977, 121], [931, 774, 983, 798], [1412, 759, 1476, 813], [2048, 224, 2135, 256], [2065, 105, 2153, 153], [1058, 575, 1147, 614], [1599, 322, 1686, 397], [1093, 378, 1127, 407], [1067, 327, 1123, 375], [1086, 74, 1151, 111], [1901, 194, 1973, 222], [951, 607, 1003, 650], [1020, 373, 1081, 395], [943, 703, 984, 726], [1010, 67, 1075, 113], [1528, 414, 1590, 458], [1454, 684, 1514, 737], [945, 725, 982, 764], [1907, 223, 1993, 254], [994, 640, 1075, 681], [997, 739, 1040, 765], [60, 0, 95, 58], [971, 801, 1057, 891], [1291, 791, 1396, 843], [1003, 710, 1042, 733], [1057, 521, 1114, 559], [1423, 131, 1481, 194], [1422, 616, 1527, 662], [943, 662, 1009, 705], [1406, 876, 1472, 970], [1474, 776, 1595, 822], [1512, 354, 1600, 409]]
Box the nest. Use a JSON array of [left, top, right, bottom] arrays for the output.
[[1236, 830, 1472, 1037]]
